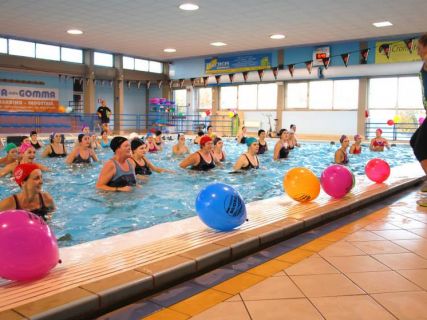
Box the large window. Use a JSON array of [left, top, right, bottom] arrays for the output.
[[258, 83, 277, 110], [149, 61, 163, 73], [238, 84, 257, 110], [0, 38, 7, 54], [122, 56, 135, 70], [94, 52, 113, 67], [197, 88, 213, 109], [173, 89, 187, 107], [286, 79, 359, 110], [61, 47, 83, 63], [36, 43, 60, 61], [220, 86, 238, 110], [220, 84, 278, 110], [8, 39, 35, 58], [135, 58, 149, 71]]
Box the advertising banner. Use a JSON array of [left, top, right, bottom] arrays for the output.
[[0, 86, 59, 112], [375, 39, 421, 64], [205, 53, 272, 74]]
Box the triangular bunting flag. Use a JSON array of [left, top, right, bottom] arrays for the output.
[[404, 38, 414, 54], [272, 67, 279, 80], [242, 71, 249, 82], [379, 44, 391, 59], [190, 78, 196, 87], [137, 81, 141, 89], [228, 73, 235, 83], [288, 64, 295, 77], [360, 48, 369, 64], [305, 61, 313, 74], [167, 80, 173, 89], [322, 57, 330, 69], [257, 69, 264, 81], [341, 53, 350, 67], [202, 76, 209, 87], [127, 81, 131, 88], [157, 80, 163, 88], [179, 79, 185, 88], [146, 80, 151, 89], [215, 75, 221, 85]]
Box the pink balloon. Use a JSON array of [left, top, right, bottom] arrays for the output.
[[365, 158, 390, 183], [0, 210, 59, 281], [321, 165, 354, 199], [419, 117, 425, 125]]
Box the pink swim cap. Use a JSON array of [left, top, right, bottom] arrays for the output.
[[354, 134, 361, 141], [18, 142, 34, 154]]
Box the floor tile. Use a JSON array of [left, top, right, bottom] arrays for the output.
[[240, 275, 304, 300], [190, 301, 251, 320], [373, 253, 427, 270], [275, 249, 316, 264], [398, 269, 427, 290], [318, 241, 366, 257], [212, 272, 266, 295], [372, 230, 422, 240], [351, 240, 409, 255], [346, 271, 421, 293], [285, 256, 339, 275], [245, 298, 324, 320], [410, 229, 427, 238], [149, 282, 206, 307], [246, 259, 292, 277], [310, 295, 396, 320], [225, 295, 242, 302], [372, 291, 427, 320], [364, 221, 401, 231], [290, 273, 364, 297], [393, 239, 427, 258], [344, 230, 386, 241], [191, 267, 240, 288], [143, 308, 190, 320], [325, 255, 390, 273], [169, 289, 231, 316]]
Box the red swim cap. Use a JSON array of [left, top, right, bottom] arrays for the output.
[[200, 136, 213, 147], [14, 163, 40, 187], [376, 128, 383, 134]]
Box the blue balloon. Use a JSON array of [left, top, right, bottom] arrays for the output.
[[195, 183, 247, 231]]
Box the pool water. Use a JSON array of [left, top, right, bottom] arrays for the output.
[[0, 138, 416, 247]]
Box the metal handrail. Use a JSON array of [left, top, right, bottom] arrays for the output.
[[365, 122, 419, 140]]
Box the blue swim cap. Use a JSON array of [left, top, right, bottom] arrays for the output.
[[246, 137, 257, 147]]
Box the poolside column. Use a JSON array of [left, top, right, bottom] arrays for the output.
[[83, 50, 95, 114], [358, 78, 368, 137], [114, 54, 124, 133]]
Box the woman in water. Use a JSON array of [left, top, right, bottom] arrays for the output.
[[42, 133, 67, 158], [131, 139, 172, 176], [96, 137, 136, 192], [0, 163, 55, 221], [154, 130, 164, 151], [273, 129, 290, 160], [29, 130, 43, 150], [212, 137, 226, 162], [236, 126, 248, 144], [207, 125, 216, 139], [172, 133, 190, 156], [0, 143, 18, 166], [180, 136, 221, 171], [146, 132, 161, 152], [335, 135, 350, 164], [349, 134, 363, 154], [66, 134, 98, 164], [370, 128, 390, 151], [257, 129, 268, 155], [99, 130, 110, 148], [193, 131, 204, 145], [233, 137, 260, 171], [0, 143, 49, 177]]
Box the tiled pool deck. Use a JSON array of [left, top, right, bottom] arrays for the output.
[[0, 162, 425, 320]]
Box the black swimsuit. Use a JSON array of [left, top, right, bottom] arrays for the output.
[[73, 152, 91, 164], [258, 142, 267, 154], [241, 154, 259, 170], [13, 193, 51, 221], [31, 141, 41, 149], [240, 136, 247, 144], [48, 144, 67, 158], [279, 144, 290, 159], [191, 152, 215, 171], [107, 159, 137, 187], [132, 157, 152, 175]]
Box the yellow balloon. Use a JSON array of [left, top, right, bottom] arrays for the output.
[[228, 111, 234, 118], [393, 115, 401, 123], [58, 105, 66, 113], [283, 167, 320, 203]]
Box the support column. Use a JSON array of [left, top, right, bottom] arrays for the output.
[[113, 71, 124, 133], [277, 82, 285, 132], [358, 78, 368, 137], [83, 50, 95, 114], [212, 87, 219, 115]]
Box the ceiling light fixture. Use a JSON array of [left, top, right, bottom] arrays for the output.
[[67, 29, 83, 35], [270, 34, 286, 40], [210, 42, 227, 47], [164, 48, 177, 53], [179, 3, 199, 11], [373, 21, 393, 28]]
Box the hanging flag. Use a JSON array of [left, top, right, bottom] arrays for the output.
[[79, 78, 84, 86], [341, 53, 350, 67], [257, 69, 264, 81], [137, 81, 141, 89], [202, 76, 209, 87], [305, 61, 313, 74], [127, 81, 131, 88], [228, 73, 235, 83], [272, 67, 279, 80], [146, 80, 151, 89], [167, 80, 173, 88], [360, 48, 369, 64], [215, 75, 221, 85], [157, 80, 163, 88], [288, 64, 295, 77], [242, 71, 249, 82], [322, 57, 330, 69], [379, 44, 391, 59], [179, 79, 185, 88], [404, 38, 414, 54], [190, 78, 196, 87]]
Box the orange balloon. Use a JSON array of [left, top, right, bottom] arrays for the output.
[[283, 167, 320, 203], [58, 105, 66, 113]]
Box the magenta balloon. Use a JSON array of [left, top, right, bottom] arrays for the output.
[[365, 158, 390, 183], [320, 165, 354, 199], [419, 117, 425, 125], [0, 210, 59, 281]]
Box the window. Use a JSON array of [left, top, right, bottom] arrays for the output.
[[8, 39, 35, 58], [286, 83, 308, 109], [149, 61, 162, 73], [61, 47, 83, 63], [123, 56, 135, 70], [36, 43, 60, 61], [135, 58, 149, 71], [220, 86, 238, 110], [173, 89, 187, 107], [309, 81, 333, 109], [333, 79, 359, 109], [369, 78, 398, 109], [257, 83, 277, 110], [398, 77, 423, 109], [94, 52, 113, 67], [238, 84, 257, 110], [0, 38, 6, 54], [197, 88, 212, 109]]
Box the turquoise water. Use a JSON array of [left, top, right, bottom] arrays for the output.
[[0, 139, 416, 247]]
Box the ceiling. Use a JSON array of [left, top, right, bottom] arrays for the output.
[[0, 0, 426, 61]]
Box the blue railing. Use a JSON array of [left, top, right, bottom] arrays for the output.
[[365, 122, 419, 141]]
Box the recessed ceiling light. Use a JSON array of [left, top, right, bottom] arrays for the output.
[[179, 3, 199, 11], [373, 21, 393, 28], [164, 48, 177, 53], [270, 34, 286, 40], [210, 42, 227, 47], [67, 29, 83, 35]]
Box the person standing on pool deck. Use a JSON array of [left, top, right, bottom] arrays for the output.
[[97, 99, 111, 133], [410, 34, 427, 206]]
